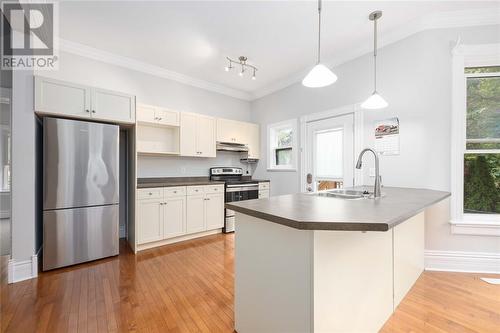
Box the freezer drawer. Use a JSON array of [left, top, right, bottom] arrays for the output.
[[43, 205, 119, 271]]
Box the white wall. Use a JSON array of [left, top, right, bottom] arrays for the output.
[[250, 25, 500, 254], [11, 70, 36, 262], [138, 151, 254, 178]]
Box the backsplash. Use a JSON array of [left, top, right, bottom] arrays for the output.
[[137, 151, 256, 178]]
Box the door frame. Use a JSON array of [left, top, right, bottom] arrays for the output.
[[299, 104, 364, 193]]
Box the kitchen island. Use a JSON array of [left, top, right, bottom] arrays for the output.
[[226, 187, 450, 333]]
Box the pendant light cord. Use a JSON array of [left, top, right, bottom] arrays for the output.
[[317, 0, 322, 64], [373, 17, 378, 92]]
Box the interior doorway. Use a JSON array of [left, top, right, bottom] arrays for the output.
[[302, 112, 355, 193]]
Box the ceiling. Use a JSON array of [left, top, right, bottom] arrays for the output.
[[59, 1, 499, 99]]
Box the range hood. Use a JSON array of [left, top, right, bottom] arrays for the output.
[[216, 142, 249, 152]]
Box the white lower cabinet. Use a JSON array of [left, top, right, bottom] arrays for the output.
[[186, 194, 206, 233], [137, 198, 164, 244], [137, 184, 224, 248], [205, 192, 225, 230], [163, 196, 186, 238]]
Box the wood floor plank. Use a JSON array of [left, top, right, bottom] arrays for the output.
[[1, 234, 499, 333]]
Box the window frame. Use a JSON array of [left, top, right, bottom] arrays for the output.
[[267, 119, 298, 171], [450, 43, 500, 236]]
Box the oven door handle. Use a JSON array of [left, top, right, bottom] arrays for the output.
[[226, 183, 259, 188], [226, 186, 259, 192]]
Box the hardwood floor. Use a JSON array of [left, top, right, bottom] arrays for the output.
[[1, 234, 499, 332]]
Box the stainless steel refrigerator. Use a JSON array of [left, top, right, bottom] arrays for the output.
[[43, 117, 119, 271]]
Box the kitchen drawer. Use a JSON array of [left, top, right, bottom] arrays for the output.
[[164, 186, 186, 197], [258, 182, 270, 190], [137, 188, 163, 200], [205, 185, 224, 194], [187, 186, 205, 196]]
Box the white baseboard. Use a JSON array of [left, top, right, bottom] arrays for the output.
[[8, 251, 39, 284], [137, 229, 222, 252], [425, 250, 500, 274]]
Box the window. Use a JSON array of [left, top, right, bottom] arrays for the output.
[[451, 45, 500, 236], [268, 119, 297, 170], [464, 67, 500, 215]]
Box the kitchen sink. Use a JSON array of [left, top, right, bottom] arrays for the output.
[[313, 189, 376, 199]]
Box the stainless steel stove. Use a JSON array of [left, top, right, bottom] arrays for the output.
[[210, 167, 259, 233]]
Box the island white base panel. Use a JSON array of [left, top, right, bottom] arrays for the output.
[[234, 212, 424, 333]]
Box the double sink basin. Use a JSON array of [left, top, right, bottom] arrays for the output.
[[313, 189, 383, 200]]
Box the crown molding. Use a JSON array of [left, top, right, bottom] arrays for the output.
[[58, 39, 253, 101], [252, 8, 500, 100], [58, 7, 498, 102]]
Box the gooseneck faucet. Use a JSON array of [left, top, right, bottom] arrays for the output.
[[356, 148, 382, 198]]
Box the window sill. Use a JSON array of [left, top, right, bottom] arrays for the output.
[[266, 168, 297, 172], [450, 220, 500, 237]]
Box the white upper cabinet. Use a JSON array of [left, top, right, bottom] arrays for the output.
[[217, 118, 247, 144], [34, 76, 136, 124], [180, 113, 216, 158], [180, 113, 198, 156], [137, 104, 179, 127], [35, 76, 91, 118], [246, 123, 260, 159], [91, 88, 136, 123], [196, 115, 216, 157]]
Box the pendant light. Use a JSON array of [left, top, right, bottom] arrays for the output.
[[361, 11, 388, 109], [302, 0, 337, 88]]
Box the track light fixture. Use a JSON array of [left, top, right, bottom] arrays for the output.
[[225, 56, 258, 80]]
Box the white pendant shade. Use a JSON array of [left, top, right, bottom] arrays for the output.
[[302, 64, 338, 88], [361, 91, 388, 109]]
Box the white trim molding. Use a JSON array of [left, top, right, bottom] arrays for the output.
[[425, 250, 500, 274], [58, 39, 253, 101], [449, 42, 500, 236], [267, 119, 298, 172], [450, 220, 500, 237], [299, 104, 364, 193], [8, 252, 39, 284]]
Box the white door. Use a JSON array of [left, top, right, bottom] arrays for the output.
[[205, 193, 224, 230], [196, 115, 216, 157], [163, 196, 186, 238], [156, 108, 180, 126], [137, 199, 163, 244], [180, 113, 197, 156], [34, 76, 91, 118], [136, 104, 157, 123], [91, 88, 135, 123], [304, 113, 354, 192], [186, 195, 205, 233]]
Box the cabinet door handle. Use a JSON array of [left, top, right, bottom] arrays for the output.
[[148, 192, 153, 195], [85, 109, 90, 113], [173, 191, 177, 194], [92, 110, 96, 113]]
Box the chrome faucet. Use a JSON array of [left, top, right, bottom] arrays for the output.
[[356, 148, 382, 198]]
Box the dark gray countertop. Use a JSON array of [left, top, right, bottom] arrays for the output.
[[226, 186, 450, 232], [137, 177, 225, 188]]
